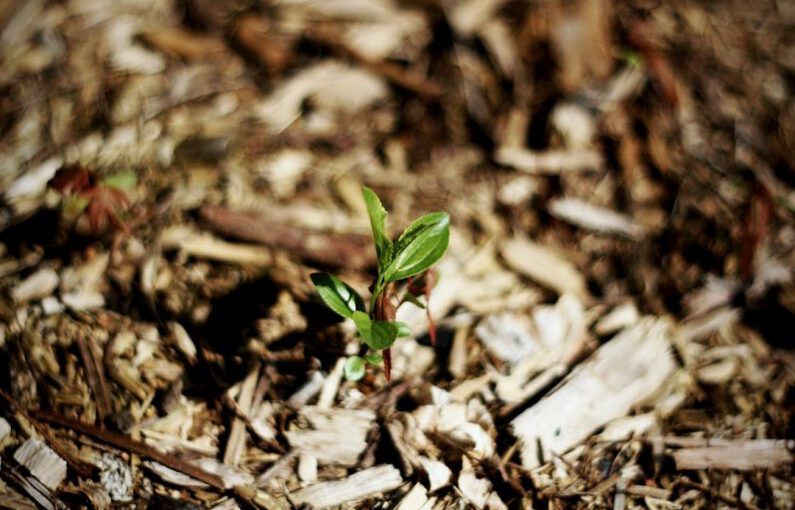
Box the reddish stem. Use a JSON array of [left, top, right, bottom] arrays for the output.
[[374, 282, 397, 380]]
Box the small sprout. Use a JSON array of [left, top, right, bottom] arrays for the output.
[[49, 165, 137, 234], [311, 187, 449, 381]]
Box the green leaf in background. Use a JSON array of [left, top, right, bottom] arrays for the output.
[[101, 170, 138, 191], [622, 50, 643, 68], [310, 273, 365, 319], [352, 311, 398, 350], [344, 356, 366, 381], [395, 321, 411, 338], [362, 187, 393, 272], [383, 212, 449, 282], [365, 353, 383, 365]]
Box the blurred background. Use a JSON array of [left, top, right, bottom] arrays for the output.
[[0, 0, 793, 508]]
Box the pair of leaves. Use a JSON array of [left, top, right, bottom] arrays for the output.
[[362, 187, 449, 283], [310, 274, 409, 350]]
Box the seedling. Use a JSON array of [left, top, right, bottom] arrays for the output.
[[311, 187, 449, 381], [49, 165, 137, 234]]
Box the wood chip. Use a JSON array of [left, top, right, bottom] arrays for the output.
[[287, 371, 325, 409], [597, 413, 658, 442], [145, 458, 253, 489], [317, 358, 344, 409], [144, 461, 208, 488], [200, 206, 373, 269], [223, 364, 260, 466], [594, 302, 640, 336], [448, 0, 508, 36], [500, 236, 588, 299], [0, 454, 68, 510], [286, 406, 375, 466], [4, 156, 62, 201], [11, 268, 58, 302], [696, 358, 738, 384], [673, 440, 794, 471], [549, 198, 645, 239], [511, 318, 676, 467], [475, 313, 538, 365], [395, 483, 430, 510], [140, 26, 227, 61], [255, 60, 388, 132], [0, 417, 10, 441], [97, 454, 133, 502], [160, 226, 273, 266], [297, 454, 318, 483], [418, 457, 452, 493], [35, 411, 225, 490], [289, 464, 403, 508], [13, 439, 67, 490], [458, 462, 507, 510], [168, 321, 197, 365], [495, 146, 603, 174]]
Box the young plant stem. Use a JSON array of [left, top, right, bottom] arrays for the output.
[[373, 282, 397, 380]]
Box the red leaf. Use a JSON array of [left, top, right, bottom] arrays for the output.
[[49, 165, 91, 194]]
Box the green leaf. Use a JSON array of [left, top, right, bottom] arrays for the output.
[[311, 273, 365, 319], [101, 171, 138, 191], [362, 187, 393, 272], [344, 356, 366, 381], [622, 50, 643, 68], [383, 212, 449, 282], [365, 353, 383, 365], [395, 321, 411, 337], [352, 311, 398, 350]]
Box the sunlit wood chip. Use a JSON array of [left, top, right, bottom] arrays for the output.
[[290, 464, 403, 509], [418, 457, 451, 492], [594, 302, 640, 336], [168, 321, 198, 365], [597, 413, 658, 442], [160, 226, 272, 266], [11, 268, 58, 302], [255, 61, 387, 133], [286, 407, 375, 466], [673, 440, 794, 471], [511, 318, 676, 468], [14, 438, 67, 490], [696, 358, 738, 384], [395, 483, 430, 510], [0, 417, 11, 441], [458, 462, 507, 510], [549, 198, 644, 239], [495, 146, 603, 174], [449, 0, 508, 36], [475, 313, 538, 365], [5, 156, 62, 201]]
